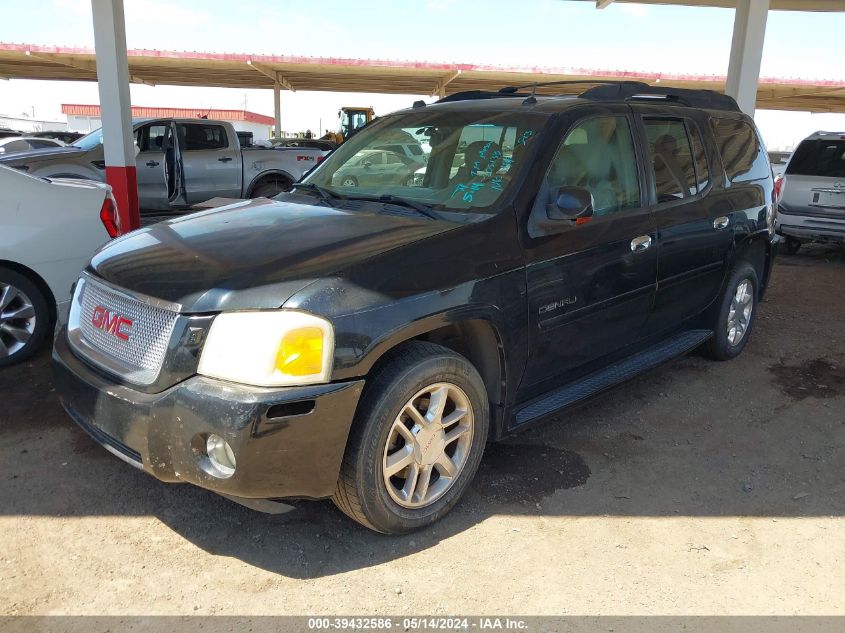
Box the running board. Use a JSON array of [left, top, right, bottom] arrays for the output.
[[513, 329, 713, 427]]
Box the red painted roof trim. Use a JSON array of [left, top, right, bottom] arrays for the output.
[[61, 103, 275, 126], [5, 42, 844, 88]]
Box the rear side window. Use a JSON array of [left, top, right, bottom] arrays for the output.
[[180, 124, 228, 151], [2, 140, 31, 153], [546, 115, 641, 216], [643, 119, 697, 201], [710, 118, 769, 184], [786, 139, 845, 178]]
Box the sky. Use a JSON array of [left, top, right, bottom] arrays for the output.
[[0, 0, 843, 150]]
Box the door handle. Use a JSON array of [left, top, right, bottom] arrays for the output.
[[714, 216, 730, 230], [218, 156, 233, 163], [630, 235, 652, 252], [145, 160, 160, 167]]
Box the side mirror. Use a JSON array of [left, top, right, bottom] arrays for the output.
[[551, 186, 594, 221], [362, 160, 372, 168]]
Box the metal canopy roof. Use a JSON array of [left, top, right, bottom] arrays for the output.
[[585, 0, 845, 9], [2, 43, 844, 113]]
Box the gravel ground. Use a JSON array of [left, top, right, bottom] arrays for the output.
[[0, 245, 843, 616]]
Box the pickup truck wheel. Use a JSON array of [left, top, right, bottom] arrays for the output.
[[333, 341, 489, 534], [0, 269, 50, 367], [704, 262, 758, 361], [250, 175, 292, 198]]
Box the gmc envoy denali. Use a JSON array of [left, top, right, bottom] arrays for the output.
[[53, 82, 777, 534]]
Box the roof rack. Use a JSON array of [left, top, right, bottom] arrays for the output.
[[437, 90, 527, 103], [580, 82, 740, 112], [438, 80, 740, 112]]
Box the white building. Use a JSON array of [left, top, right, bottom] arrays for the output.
[[61, 104, 275, 140], [0, 114, 67, 133]]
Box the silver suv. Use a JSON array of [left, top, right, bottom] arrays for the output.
[[776, 131, 845, 254]]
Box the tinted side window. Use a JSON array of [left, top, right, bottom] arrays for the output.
[[786, 140, 845, 178], [710, 118, 769, 184], [546, 116, 640, 216], [137, 125, 168, 152], [2, 140, 31, 153], [644, 119, 696, 201], [181, 124, 227, 151], [31, 140, 58, 149]]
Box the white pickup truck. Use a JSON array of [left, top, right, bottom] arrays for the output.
[[0, 119, 327, 210]]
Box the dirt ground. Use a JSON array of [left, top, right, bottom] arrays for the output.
[[1, 245, 843, 617]]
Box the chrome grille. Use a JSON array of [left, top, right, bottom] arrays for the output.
[[69, 276, 179, 384]]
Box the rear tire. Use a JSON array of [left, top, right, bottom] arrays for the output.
[[0, 268, 51, 367], [704, 262, 758, 361], [333, 341, 489, 534]]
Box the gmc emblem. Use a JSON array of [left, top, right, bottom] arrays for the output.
[[91, 305, 133, 341]]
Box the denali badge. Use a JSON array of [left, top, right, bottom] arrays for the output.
[[539, 296, 578, 315], [91, 306, 133, 341]]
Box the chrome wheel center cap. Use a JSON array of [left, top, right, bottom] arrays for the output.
[[414, 426, 445, 466]]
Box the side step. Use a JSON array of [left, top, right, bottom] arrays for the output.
[[514, 329, 713, 426]]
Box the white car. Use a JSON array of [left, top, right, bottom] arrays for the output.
[[0, 165, 117, 366]]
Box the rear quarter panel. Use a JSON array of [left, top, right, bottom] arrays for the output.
[[0, 171, 110, 308]]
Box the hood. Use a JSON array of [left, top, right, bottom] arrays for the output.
[[89, 196, 455, 313], [0, 145, 88, 164]]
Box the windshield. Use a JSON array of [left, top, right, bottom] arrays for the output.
[[305, 109, 547, 214], [72, 128, 105, 150]]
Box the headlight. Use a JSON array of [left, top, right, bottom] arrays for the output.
[[197, 310, 334, 387]]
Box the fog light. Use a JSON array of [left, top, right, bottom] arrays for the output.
[[206, 434, 236, 478]]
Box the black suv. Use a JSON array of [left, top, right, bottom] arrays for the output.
[[53, 81, 777, 534]]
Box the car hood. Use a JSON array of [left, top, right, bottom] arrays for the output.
[[0, 146, 89, 164], [89, 196, 456, 313]]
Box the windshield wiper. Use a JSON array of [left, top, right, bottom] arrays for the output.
[[344, 193, 441, 220], [293, 182, 343, 205]]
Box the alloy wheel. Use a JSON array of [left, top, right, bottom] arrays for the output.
[[726, 278, 754, 346], [0, 282, 36, 359], [382, 382, 474, 509]]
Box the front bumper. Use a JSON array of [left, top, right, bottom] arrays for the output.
[[52, 328, 364, 501]]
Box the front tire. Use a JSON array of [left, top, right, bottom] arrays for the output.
[[0, 269, 51, 367], [333, 342, 489, 534], [704, 262, 758, 361]]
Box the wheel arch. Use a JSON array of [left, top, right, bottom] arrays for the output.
[[0, 259, 58, 326], [245, 170, 296, 197], [731, 231, 772, 297], [354, 313, 508, 438]]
